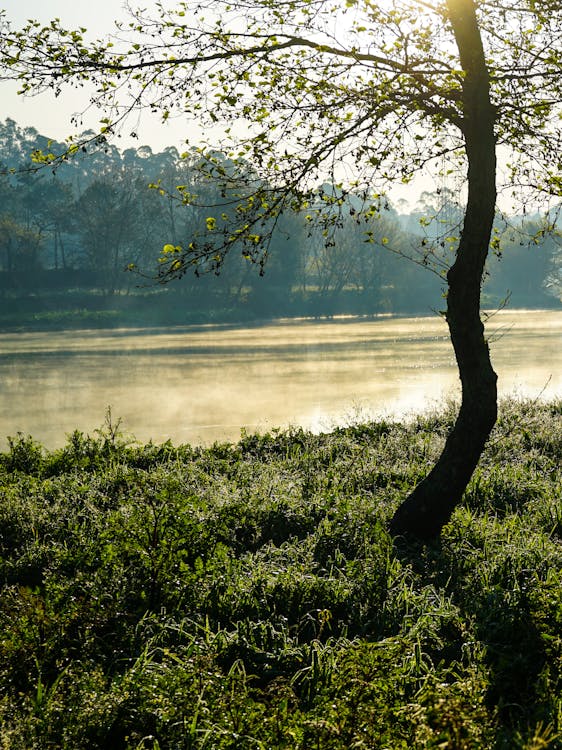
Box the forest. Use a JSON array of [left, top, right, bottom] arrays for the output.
[[0, 118, 560, 329]]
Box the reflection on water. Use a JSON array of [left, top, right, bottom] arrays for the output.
[[0, 309, 560, 448]]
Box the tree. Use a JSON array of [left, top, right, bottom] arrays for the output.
[[17, 175, 75, 270], [484, 216, 562, 308], [1, 0, 561, 539], [75, 168, 166, 294], [0, 162, 45, 272], [0, 215, 43, 272]]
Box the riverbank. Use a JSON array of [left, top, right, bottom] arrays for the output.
[[1, 398, 560, 748], [0, 277, 417, 333], [1, 282, 559, 334]]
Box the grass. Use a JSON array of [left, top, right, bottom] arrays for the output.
[[0, 398, 560, 749]]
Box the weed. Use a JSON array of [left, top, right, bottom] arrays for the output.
[[0, 399, 560, 748]]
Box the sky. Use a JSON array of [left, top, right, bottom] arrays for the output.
[[0, 0, 445, 209], [1, 0, 204, 152]]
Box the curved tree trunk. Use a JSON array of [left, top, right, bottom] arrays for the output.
[[390, 0, 498, 540]]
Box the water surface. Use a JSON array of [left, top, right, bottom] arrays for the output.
[[0, 309, 560, 448]]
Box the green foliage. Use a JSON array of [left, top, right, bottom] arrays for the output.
[[0, 399, 560, 748], [2, 433, 44, 475], [2, 0, 562, 282]]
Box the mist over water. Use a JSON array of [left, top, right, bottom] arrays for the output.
[[0, 309, 560, 449]]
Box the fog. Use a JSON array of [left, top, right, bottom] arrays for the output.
[[0, 310, 559, 449]]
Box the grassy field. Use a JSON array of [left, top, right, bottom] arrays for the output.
[[0, 399, 560, 749]]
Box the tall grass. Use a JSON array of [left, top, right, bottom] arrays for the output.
[[0, 398, 560, 748]]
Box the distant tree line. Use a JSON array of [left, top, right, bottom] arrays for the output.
[[0, 118, 559, 325]]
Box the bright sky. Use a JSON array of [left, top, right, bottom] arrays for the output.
[[1, 0, 204, 151]]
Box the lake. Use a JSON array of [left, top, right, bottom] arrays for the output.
[[0, 309, 560, 449]]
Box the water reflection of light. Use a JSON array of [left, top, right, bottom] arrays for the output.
[[0, 309, 559, 449]]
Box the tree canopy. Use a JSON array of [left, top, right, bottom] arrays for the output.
[[2, 4, 561, 189]]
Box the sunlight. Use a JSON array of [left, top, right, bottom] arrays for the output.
[[1, 311, 559, 449]]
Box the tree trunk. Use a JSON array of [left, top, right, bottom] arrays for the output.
[[390, 0, 498, 540]]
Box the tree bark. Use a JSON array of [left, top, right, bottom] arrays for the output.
[[390, 0, 498, 540]]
